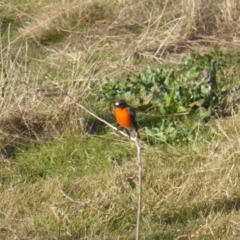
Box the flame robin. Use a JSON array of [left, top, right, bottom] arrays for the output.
[[114, 99, 140, 139]]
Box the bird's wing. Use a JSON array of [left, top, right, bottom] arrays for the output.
[[127, 106, 139, 131]]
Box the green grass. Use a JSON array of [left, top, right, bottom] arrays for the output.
[[2, 124, 240, 239], [1, 133, 145, 239]]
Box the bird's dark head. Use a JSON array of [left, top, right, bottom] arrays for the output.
[[115, 99, 128, 108]]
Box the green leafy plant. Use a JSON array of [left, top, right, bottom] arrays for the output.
[[99, 50, 240, 143]]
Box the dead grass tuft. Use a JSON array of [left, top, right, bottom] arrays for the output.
[[178, 0, 240, 41], [19, 1, 118, 44], [80, 1, 115, 25], [19, 4, 67, 44]]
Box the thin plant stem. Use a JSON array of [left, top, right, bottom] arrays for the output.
[[135, 137, 142, 240], [53, 82, 143, 240]]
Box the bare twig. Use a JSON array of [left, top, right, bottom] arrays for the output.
[[52, 82, 143, 240], [135, 137, 142, 240], [52, 82, 135, 139]]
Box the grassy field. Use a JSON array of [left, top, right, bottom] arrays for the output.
[[1, 0, 240, 239]]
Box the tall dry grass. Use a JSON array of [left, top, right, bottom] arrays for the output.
[[0, 0, 240, 154]]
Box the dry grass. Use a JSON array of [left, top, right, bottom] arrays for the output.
[[1, 0, 240, 239]]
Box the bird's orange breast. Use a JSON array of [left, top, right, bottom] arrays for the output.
[[115, 107, 133, 128]]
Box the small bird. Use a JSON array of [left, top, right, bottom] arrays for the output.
[[114, 99, 140, 139]]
